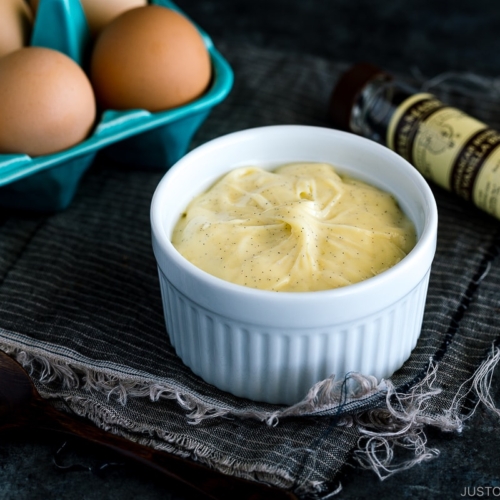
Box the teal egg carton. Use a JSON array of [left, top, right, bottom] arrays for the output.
[[0, 0, 233, 212]]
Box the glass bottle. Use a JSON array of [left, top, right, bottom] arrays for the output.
[[330, 63, 500, 220]]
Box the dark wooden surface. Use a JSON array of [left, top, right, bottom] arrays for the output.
[[0, 352, 298, 500]]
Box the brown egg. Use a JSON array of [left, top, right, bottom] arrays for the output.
[[29, 0, 147, 37], [90, 5, 212, 112], [0, 0, 33, 58], [0, 47, 96, 157]]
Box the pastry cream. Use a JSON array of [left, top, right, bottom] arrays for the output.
[[172, 162, 416, 292]]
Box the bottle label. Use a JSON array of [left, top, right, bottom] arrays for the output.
[[387, 92, 500, 218]]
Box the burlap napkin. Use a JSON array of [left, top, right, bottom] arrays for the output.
[[1, 44, 499, 498]]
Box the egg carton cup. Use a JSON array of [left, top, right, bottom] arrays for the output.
[[0, 0, 233, 212], [151, 125, 438, 405]]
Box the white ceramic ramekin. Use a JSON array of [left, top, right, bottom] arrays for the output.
[[150, 125, 438, 405]]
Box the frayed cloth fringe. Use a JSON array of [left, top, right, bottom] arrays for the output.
[[1, 341, 499, 497], [54, 394, 299, 492], [353, 361, 446, 481], [1, 344, 233, 422], [0, 342, 388, 425], [465, 344, 500, 420], [352, 347, 500, 483]]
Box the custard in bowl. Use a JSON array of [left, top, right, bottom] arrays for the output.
[[150, 125, 438, 405]]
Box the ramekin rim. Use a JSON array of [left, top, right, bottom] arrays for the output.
[[150, 124, 438, 302]]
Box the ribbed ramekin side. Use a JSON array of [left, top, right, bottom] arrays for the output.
[[344, 269, 430, 382], [158, 268, 431, 405]]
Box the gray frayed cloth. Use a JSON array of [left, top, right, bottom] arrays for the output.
[[1, 44, 500, 498]]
